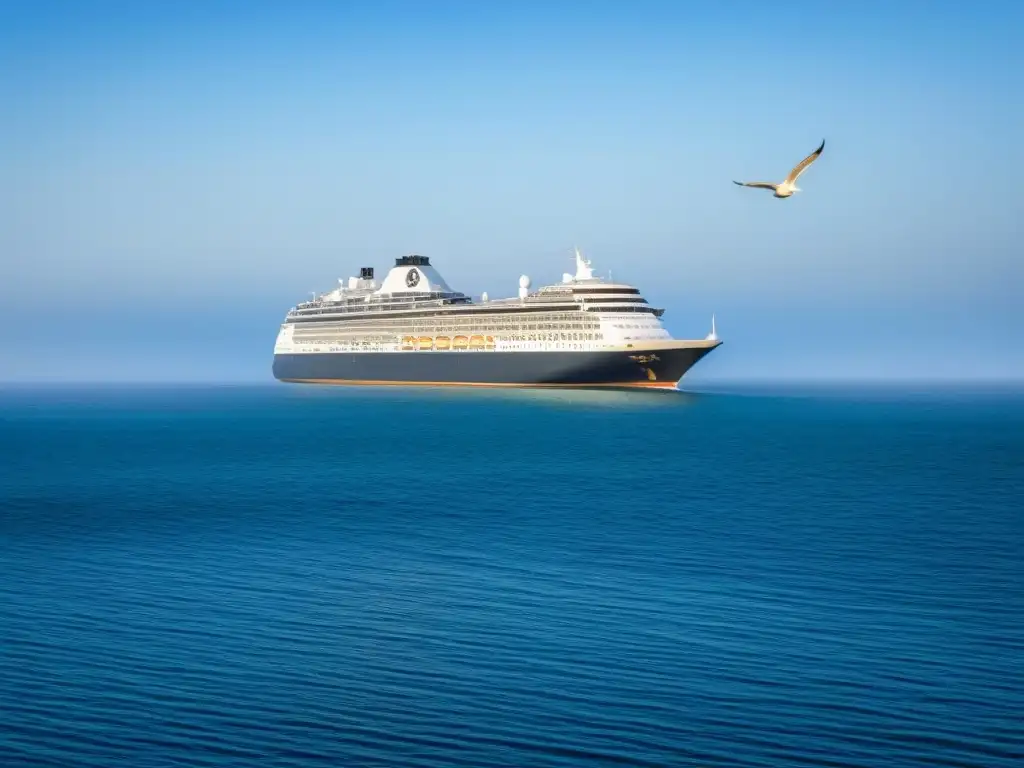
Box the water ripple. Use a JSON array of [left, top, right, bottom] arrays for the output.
[[2, 385, 1022, 767]]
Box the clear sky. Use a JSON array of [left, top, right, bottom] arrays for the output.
[[2, 0, 1022, 383]]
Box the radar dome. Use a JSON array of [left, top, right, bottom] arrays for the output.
[[562, 273, 573, 283], [517, 275, 531, 300]]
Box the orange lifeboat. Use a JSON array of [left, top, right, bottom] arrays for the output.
[[402, 336, 416, 350], [469, 335, 484, 349], [453, 335, 469, 350], [484, 335, 495, 350], [435, 336, 451, 350], [418, 336, 434, 351]]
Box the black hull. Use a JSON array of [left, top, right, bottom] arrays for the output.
[[272, 343, 720, 390]]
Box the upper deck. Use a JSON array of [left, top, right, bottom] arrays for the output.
[[285, 249, 664, 323]]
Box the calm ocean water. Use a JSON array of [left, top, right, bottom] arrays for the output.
[[1, 382, 1022, 768]]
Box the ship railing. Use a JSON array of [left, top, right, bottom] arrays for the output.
[[289, 293, 473, 315], [290, 299, 441, 317]]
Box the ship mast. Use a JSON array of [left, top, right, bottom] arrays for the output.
[[573, 246, 594, 281], [705, 314, 718, 341]]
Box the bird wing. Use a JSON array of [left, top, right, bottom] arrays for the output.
[[784, 139, 825, 184], [733, 180, 778, 190]]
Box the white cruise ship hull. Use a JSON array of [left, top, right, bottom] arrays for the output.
[[272, 340, 722, 390]]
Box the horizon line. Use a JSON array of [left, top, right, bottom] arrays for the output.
[[2, 377, 1023, 389]]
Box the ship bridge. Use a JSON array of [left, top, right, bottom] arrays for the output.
[[528, 248, 664, 318]]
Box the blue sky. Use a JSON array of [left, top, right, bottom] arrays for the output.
[[2, 0, 1022, 382]]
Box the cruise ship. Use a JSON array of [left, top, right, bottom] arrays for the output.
[[272, 248, 722, 390]]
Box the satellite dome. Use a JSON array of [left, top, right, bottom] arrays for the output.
[[519, 275, 531, 289]]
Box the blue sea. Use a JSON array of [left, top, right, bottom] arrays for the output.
[[1, 382, 1022, 768]]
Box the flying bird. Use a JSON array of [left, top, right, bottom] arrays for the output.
[[733, 139, 825, 198]]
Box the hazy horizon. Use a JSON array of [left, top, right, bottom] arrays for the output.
[[3, 1, 1022, 384]]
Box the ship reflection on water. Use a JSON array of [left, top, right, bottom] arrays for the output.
[[453, 385, 702, 409], [285, 382, 704, 410]]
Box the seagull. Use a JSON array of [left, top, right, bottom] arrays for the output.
[[733, 139, 825, 198]]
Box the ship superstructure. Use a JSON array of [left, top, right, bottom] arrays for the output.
[[272, 249, 721, 389]]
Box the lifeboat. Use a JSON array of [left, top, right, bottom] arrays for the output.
[[484, 335, 495, 350], [435, 336, 451, 350], [418, 336, 434, 350], [453, 335, 469, 350], [468, 335, 484, 349], [402, 336, 416, 350]]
